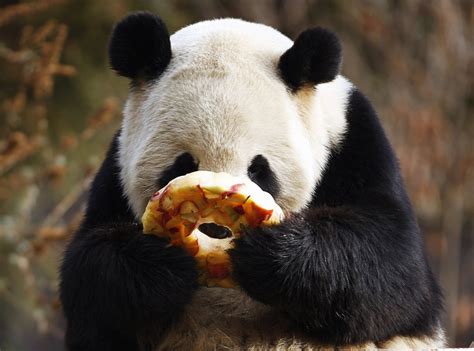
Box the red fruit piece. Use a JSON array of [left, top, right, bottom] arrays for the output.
[[247, 202, 273, 226], [230, 183, 244, 192], [233, 205, 245, 215], [207, 263, 230, 279]]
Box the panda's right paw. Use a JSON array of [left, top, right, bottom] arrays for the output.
[[60, 222, 198, 350]]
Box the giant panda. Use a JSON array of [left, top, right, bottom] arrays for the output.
[[60, 12, 445, 350]]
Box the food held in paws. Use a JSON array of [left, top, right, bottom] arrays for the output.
[[141, 171, 283, 288]]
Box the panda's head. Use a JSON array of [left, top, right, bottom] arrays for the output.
[[109, 12, 352, 218]]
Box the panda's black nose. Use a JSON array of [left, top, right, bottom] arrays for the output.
[[198, 223, 233, 239]]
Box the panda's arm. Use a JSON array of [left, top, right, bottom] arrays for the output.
[[230, 199, 442, 345], [60, 132, 198, 351], [230, 90, 442, 345]]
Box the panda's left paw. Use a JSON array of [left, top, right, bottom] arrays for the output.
[[229, 215, 313, 307]]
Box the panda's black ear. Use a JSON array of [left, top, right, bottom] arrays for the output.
[[108, 12, 171, 80], [278, 27, 341, 90]]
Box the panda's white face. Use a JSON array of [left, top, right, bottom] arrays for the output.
[[118, 19, 352, 219]]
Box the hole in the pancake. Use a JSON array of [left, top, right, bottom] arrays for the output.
[[198, 223, 233, 239]]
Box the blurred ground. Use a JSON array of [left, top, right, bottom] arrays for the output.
[[0, 0, 472, 349]]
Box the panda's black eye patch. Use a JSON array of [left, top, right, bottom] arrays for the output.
[[247, 155, 280, 198], [157, 152, 198, 188]]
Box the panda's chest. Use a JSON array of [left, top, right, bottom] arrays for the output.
[[157, 289, 437, 350], [158, 288, 307, 350]]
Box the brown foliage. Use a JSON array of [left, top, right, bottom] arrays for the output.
[[0, 2, 120, 346], [0, 0, 65, 27]]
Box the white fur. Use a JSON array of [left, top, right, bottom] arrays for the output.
[[119, 18, 352, 219]]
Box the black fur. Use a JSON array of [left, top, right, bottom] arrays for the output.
[[157, 152, 198, 189], [81, 135, 134, 229], [247, 155, 280, 198], [230, 89, 442, 345], [60, 133, 199, 351], [109, 12, 171, 80], [279, 27, 341, 90]]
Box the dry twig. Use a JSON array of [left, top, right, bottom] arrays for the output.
[[0, 0, 65, 27]]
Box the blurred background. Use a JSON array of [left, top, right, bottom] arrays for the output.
[[0, 0, 472, 349]]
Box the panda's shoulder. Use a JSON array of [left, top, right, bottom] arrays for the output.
[[312, 80, 406, 208], [83, 130, 135, 228]]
